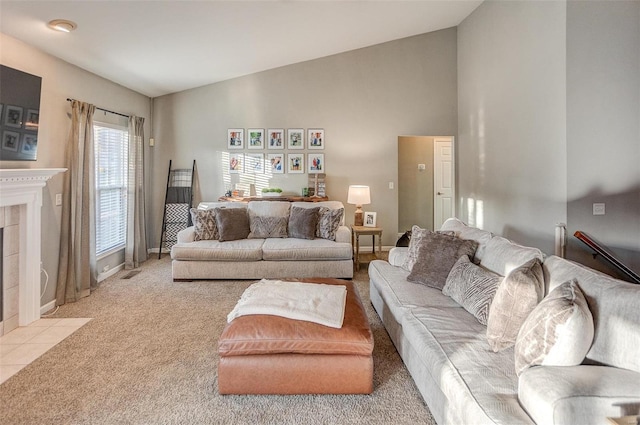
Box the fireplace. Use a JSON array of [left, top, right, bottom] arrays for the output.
[[0, 168, 65, 336]]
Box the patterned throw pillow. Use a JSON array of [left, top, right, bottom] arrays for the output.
[[190, 208, 218, 241], [514, 279, 594, 376], [316, 207, 344, 241], [248, 210, 288, 239], [406, 231, 478, 290], [442, 255, 503, 325], [214, 207, 250, 242], [288, 206, 320, 240], [486, 258, 544, 352]]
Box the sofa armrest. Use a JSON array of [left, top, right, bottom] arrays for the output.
[[177, 226, 196, 243], [335, 226, 351, 244], [388, 247, 408, 267]]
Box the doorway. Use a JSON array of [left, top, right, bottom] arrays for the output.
[[397, 136, 455, 234]]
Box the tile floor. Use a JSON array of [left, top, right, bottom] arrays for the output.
[[0, 318, 92, 384]]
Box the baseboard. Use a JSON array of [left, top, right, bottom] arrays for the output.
[[40, 299, 56, 315], [97, 263, 124, 282]]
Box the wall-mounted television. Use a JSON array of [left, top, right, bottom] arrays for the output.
[[0, 65, 42, 161]]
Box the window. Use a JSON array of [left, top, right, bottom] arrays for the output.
[[94, 122, 128, 257]]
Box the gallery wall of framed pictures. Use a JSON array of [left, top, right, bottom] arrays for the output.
[[225, 128, 325, 175]]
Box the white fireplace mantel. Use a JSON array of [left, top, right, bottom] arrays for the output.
[[0, 168, 66, 326]]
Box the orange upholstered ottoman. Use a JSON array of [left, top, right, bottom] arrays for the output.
[[218, 278, 374, 395]]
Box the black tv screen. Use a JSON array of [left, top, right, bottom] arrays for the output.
[[0, 65, 42, 161]]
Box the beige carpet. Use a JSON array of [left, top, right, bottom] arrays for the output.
[[0, 256, 435, 425]]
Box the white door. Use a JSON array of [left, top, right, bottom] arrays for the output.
[[434, 138, 455, 229]]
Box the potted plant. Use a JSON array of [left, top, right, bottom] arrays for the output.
[[261, 187, 283, 197]]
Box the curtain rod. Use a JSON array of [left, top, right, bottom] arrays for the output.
[[66, 98, 130, 118]]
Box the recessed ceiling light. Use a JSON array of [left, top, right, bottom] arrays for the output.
[[48, 19, 77, 33]]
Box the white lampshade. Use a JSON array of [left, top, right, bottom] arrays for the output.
[[347, 185, 371, 205]]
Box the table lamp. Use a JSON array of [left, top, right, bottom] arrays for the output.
[[347, 185, 370, 226]]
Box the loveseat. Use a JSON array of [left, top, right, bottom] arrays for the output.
[[369, 217, 640, 425], [171, 200, 353, 281]]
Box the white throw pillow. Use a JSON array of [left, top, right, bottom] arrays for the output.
[[514, 279, 594, 376]]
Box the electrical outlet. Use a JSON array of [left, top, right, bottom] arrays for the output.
[[593, 203, 605, 216], [55, 193, 62, 206], [388, 182, 394, 189], [417, 164, 426, 171]]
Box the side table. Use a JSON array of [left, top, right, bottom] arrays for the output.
[[351, 225, 383, 271]]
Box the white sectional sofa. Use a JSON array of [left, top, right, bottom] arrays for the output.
[[369, 218, 640, 425], [171, 200, 353, 281]]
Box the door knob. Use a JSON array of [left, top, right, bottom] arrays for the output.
[[437, 192, 443, 195]]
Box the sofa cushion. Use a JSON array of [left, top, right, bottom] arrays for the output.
[[480, 235, 544, 276], [247, 200, 290, 218], [316, 207, 344, 241], [442, 255, 502, 325], [190, 208, 219, 241], [407, 232, 478, 290], [401, 306, 535, 424], [215, 207, 250, 241], [262, 238, 352, 261], [248, 210, 288, 239], [543, 255, 640, 373], [439, 217, 493, 262], [486, 257, 544, 352], [514, 279, 594, 376], [518, 365, 640, 425], [170, 239, 264, 261], [288, 206, 320, 239]]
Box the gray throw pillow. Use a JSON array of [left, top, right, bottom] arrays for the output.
[[514, 279, 594, 376], [401, 225, 456, 272], [214, 207, 250, 242], [248, 210, 288, 239], [190, 208, 218, 241], [406, 232, 478, 290], [442, 255, 503, 325], [288, 206, 320, 240], [486, 257, 544, 352], [316, 207, 344, 241]]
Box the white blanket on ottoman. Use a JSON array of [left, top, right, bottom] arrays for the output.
[[227, 279, 347, 328]]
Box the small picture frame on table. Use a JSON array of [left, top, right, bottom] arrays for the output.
[[247, 128, 264, 149], [228, 129, 244, 149], [287, 128, 304, 149], [363, 212, 377, 227], [307, 129, 324, 150]]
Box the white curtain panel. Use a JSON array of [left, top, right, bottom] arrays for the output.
[[56, 100, 97, 305], [125, 115, 148, 269]]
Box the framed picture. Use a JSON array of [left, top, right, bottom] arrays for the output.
[[20, 133, 37, 154], [245, 153, 264, 173], [4, 105, 23, 128], [247, 128, 264, 149], [267, 153, 284, 174], [267, 128, 284, 149], [227, 128, 244, 149], [364, 212, 377, 227], [287, 153, 304, 174], [287, 128, 304, 150], [25, 109, 39, 131], [308, 153, 325, 174], [307, 129, 324, 150], [228, 153, 243, 173], [2, 130, 20, 151]]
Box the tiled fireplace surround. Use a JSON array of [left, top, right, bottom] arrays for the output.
[[0, 169, 65, 337]]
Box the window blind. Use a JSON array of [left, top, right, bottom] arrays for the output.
[[94, 123, 128, 256]]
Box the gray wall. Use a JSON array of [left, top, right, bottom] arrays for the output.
[[458, 0, 640, 278], [566, 0, 640, 277], [151, 29, 458, 248], [457, 0, 568, 254], [0, 33, 151, 307]]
